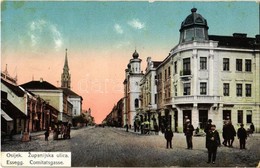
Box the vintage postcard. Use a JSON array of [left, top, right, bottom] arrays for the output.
[[1, 0, 260, 167]]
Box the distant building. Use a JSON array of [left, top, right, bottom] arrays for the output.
[[103, 98, 124, 127], [60, 49, 83, 118], [138, 57, 162, 130], [61, 49, 71, 89], [123, 50, 143, 127], [20, 79, 71, 122]]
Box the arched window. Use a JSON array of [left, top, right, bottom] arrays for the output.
[[135, 99, 139, 108]]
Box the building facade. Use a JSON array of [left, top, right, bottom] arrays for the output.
[[103, 98, 124, 127], [123, 50, 143, 127], [124, 8, 260, 133], [20, 79, 67, 122], [60, 49, 83, 118], [1, 68, 58, 134], [138, 57, 161, 131]]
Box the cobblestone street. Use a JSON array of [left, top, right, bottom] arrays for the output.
[[1, 127, 260, 167]]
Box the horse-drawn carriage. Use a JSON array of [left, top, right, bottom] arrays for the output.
[[53, 121, 71, 140]]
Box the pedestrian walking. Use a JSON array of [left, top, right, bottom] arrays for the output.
[[249, 123, 255, 136], [154, 124, 159, 135], [126, 124, 129, 132], [183, 119, 194, 149], [222, 121, 228, 146], [164, 127, 174, 149], [227, 121, 236, 147], [44, 129, 49, 141], [237, 124, 247, 149], [204, 119, 212, 148], [206, 124, 220, 164]]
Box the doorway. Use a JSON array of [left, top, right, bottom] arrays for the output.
[[223, 110, 231, 120], [199, 110, 208, 129]]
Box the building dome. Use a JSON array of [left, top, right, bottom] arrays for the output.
[[132, 50, 139, 59], [179, 8, 209, 44], [180, 8, 208, 31]]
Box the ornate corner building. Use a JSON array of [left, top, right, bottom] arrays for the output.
[[123, 8, 260, 133]]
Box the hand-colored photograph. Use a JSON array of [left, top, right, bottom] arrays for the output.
[[1, 1, 260, 167]]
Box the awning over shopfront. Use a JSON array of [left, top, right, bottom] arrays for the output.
[[1, 109, 13, 121], [1, 99, 27, 119]]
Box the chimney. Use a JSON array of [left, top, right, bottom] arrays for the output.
[[40, 78, 43, 82]]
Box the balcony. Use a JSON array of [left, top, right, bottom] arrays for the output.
[[173, 95, 221, 104], [180, 70, 192, 80]]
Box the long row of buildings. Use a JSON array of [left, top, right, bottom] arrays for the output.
[[1, 50, 85, 135], [104, 8, 260, 133]]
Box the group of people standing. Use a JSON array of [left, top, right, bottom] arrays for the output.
[[204, 119, 251, 164], [222, 120, 236, 147], [164, 118, 254, 164], [164, 119, 195, 150]]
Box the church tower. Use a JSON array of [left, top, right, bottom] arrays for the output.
[[61, 49, 71, 88]]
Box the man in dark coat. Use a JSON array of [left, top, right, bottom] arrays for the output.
[[204, 119, 213, 148], [184, 119, 194, 149], [44, 130, 49, 141], [164, 127, 174, 149], [250, 123, 255, 135], [206, 124, 220, 164], [226, 121, 236, 147], [237, 124, 247, 149], [222, 121, 228, 146]]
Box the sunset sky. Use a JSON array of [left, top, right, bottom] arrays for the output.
[[1, 1, 259, 123]]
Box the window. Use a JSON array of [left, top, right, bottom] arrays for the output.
[[185, 28, 194, 41], [246, 110, 252, 124], [195, 28, 204, 40], [223, 110, 231, 121], [236, 84, 242, 97], [237, 110, 243, 124], [245, 59, 252, 72], [199, 110, 208, 129], [168, 88, 171, 98], [236, 59, 243, 71], [183, 58, 191, 75], [134, 99, 139, 108], [200, 82, 207, 95], [174, 85, 177, 96], [168, 67, 171, 77], [174, 61, 177, 74], [155, 76, 158, 85], [200, 57, 207, 70], [165, 69, 167, 80], [223, 58, 229, 71], [183, 83, 190, 95], [223, 83, 230, 96], [246, 84, 251, 97]]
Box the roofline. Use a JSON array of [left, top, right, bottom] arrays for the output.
[[25, 89, 63, 93]]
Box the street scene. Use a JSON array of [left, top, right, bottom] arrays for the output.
[[1, 127, 260, 167], [1, 1, 260, 168]]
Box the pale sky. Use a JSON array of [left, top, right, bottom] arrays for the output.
[[1, 1, 259, 123]]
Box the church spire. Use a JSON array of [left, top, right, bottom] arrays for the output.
[[61, 48, 71, 88], [64, 48, 69, 70]]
